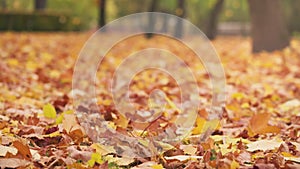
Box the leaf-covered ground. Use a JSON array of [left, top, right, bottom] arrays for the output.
[[0, 32, 300, 168]]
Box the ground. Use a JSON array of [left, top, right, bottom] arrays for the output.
[[0, 32, 300, 168]]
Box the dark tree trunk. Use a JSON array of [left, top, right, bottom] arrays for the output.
[[34, 0, 47, 11], [1, 0, 6, 10], [98, 0, 106, 30], [205, 0, 224, 40], [288, 0, 300, 33], [145, 0, 158, 39], [248, 0, 290, 53], [174, 0, 185, 38]]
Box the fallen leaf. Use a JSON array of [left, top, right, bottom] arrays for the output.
[[230, 160, 240, 169], [0, 145, 18, 156], [30, 149, 41, 161], [192, 117, 220, 135], [248, 113, 280, 135], [62, 113, 78, 132], [0, 158, 30, 168], [179, 145, 197, 155], [91, 143, 116, 155], [12, 140, 32, 159], [87, 152, 103, 167], [247, 138, 283, 152], [43, 103, 57, 119], [279, 99, 300, 114], [152, 164, 164, 169]]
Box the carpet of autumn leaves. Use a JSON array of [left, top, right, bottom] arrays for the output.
[[0, 32, 300, 169]]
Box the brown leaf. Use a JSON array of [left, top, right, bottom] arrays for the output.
[[12, 140, 32, 160]]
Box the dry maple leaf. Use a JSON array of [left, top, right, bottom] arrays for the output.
[[248, 112, 281, 135]]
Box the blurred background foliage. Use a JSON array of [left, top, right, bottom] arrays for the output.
[[0, 0, 299, 35], [0, 0, 249, 31]]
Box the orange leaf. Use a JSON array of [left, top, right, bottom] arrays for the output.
[[249, 113, 280, 135], [69, 128, 84, 143], [12, 141, 32, 160]]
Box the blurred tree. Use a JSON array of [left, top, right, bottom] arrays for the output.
[[34, 0, 47, 11], [114, 0, 151, 17], [145, 0, 158, 39], [187, 1, 211, 30], [286, 0, 300, 34], [47, 0, 98, 29], [1, 0, 6, 10], [98, 0, 106, 29], [174, 0, 185, 38], [160, 10, 169, 33], [248, 0, 289, 52], [205, 0, 224, 39]]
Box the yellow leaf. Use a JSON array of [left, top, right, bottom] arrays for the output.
[[203, 118, 220, 132], [47, 131, 60, 138], [87, 152, 103, 167], [241, 102, 250, 109], [152, 164, 164, 169], [55, 114, 64, 124], [26, 61, 38, 72], [138, 139, 149, 147], [41, 52, 53, 63], [192, 117, 220, 135], [107, 121, 116, 130], [192, 117, 206, 135], [232, 92, 245, 100], [91, 143, 116, 155], [55, 110, 72, 124], [7, 58, 19, 67], [263, 84, 273, 96], [43, 103, 56, 119], [281, 152, 293, 157], [114, 113, 128, 129], [230, 160, 239, 169], [101, 99, 112, 106], [49, 70, 60, 79]]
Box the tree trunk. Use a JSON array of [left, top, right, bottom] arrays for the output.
[[248, 0, 290, 53], [98, 0, 106, 30], [288, 0, 300, 33], [34, 0, 47, 11], [174, 0, 185, 38], [145, 0, 158, 39], [205, 0, 224, 40]]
